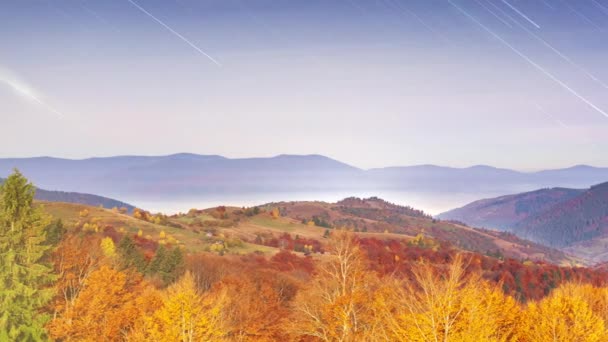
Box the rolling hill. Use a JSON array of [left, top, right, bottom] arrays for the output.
[[1, 178, 135, 212], [34, 196, 572, 265]]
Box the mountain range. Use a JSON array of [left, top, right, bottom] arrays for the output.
[[0, 154, 607, 205]]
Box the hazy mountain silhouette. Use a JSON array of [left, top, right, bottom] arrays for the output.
[[0, 154, 606, 203]]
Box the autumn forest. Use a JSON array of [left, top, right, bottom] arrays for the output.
[[1, 169, 608, 342]]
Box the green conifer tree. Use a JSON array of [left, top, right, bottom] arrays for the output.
[[44, 219, 65, 246], [159, 247, 185, 285], [0, 170, 54, 341], [117, 235, 147, 273], [147, 244, 167, 275]]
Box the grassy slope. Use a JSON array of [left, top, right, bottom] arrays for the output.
[[37, 201, 277, 254], [263, 200, 573, 264], [39, 198, 576, 265], [171, 200, 574, 265]]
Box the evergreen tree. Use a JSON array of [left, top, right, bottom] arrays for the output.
[[0, 170, 54, 340], [117, 235, 147, 273], [146, 245, 185, 286], [159, 247, 185, 285], [44, 219, 65, 246], [147, 244, 167, 275]]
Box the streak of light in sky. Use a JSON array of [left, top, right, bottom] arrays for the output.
[[483, 0, 608, 89], [447, 0, 608, 119], [534, 102, 600, 150], [539, 0, 555, 10], [385, 0, 452, 44], [534, 102, 569, 128], [591, 0, 608, 15], [559, 0, 603, 30], [473, 0, 513, 28], [500, 0, 541, 28], [126, 0, 221, 66], [80, 1, 121, 33], [0, 69, 65, 118]]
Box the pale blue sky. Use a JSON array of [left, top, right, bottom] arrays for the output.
[[1, 0, 607, 170]]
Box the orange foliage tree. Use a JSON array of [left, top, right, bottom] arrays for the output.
[[49, 234, 102, 316], [221, 271, 295, 341], [47, 266, 153, 341]]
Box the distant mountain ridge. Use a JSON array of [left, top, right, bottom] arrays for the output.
[[0, 178, 135, 212], [0, 154, 606, 203]]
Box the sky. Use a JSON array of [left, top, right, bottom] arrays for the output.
[[1, 0, 607, 170]]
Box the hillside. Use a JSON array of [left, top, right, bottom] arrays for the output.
[[37, 197, 571, 265], [514, 182, 608, 249], [438, 187, 584, 230], [260, 197, 570, 264], [170, 197, 569, 264], [0, 177, 135, 212], [36, 201, 277, 255], [1, 155, 608, 209], [440, 182, 608, 263]]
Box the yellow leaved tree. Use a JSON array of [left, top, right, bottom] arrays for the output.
[[380, 254, 521, 342], [290, 230, 387, 341], [132, 271, 227, 342], [100, 237, 116, 258], [521, 282, 606, 342]]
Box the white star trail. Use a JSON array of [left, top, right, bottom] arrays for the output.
[[344, 0, 366, 13], [500, 0, 541, 29], [482, 0, 608, 89], [126, 0, 221, 66], [484, 0, 519, 24], [388, 0, 452, 44], [80, 2, 121, 33], [534, 103, 569, 128], [539, 0, 555, 10], [559, 0, 602, 30], [0, 70, 65, 118], [534, 102, 600, 150], [473, 0, 513, 28], [447, 0, 608, 119], [591, 0, 608, 15]]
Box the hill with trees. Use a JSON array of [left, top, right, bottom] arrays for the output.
[[438, 187, 584, 230], [0, 177, 135, 212], [440, 182, 608, 263], [38, 193, 572, 265], [515, 182, 608, 248]]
